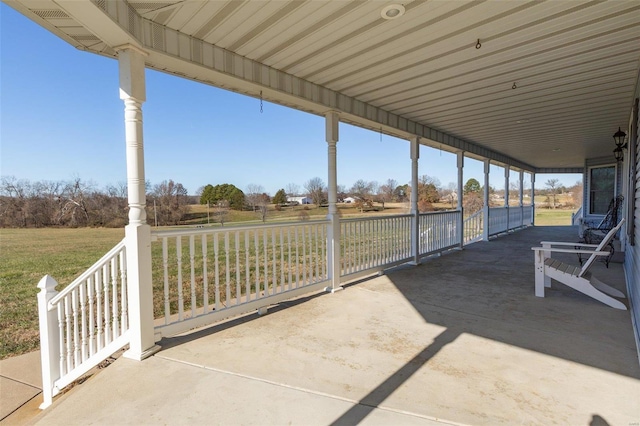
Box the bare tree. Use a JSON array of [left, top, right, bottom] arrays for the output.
[[56, 177, 93, 227], [379, 178, 398, 203], [150, 180, 189, 225], [256, 193, 270, 222], [350, 179, 373, 199], [545, 179, 560, 209], [443, 182, 457, 208], [0, 176, 30, 227], [214, 200, 230, 226], [245, 183, 264, 212], [304, 177, 325, 206], [286, 183, 300, 198]]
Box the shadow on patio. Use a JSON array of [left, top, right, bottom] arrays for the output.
[[31, 226, 639, 425]]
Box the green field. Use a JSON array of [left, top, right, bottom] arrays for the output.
[[0, 204, 575, 360], [534, 208, 574, 226], [0, 228, 125, 359]]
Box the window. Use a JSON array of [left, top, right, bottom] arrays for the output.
[[588, 165, 616, 215]]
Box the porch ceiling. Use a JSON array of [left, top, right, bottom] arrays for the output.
[[8, 0, 640, 171]]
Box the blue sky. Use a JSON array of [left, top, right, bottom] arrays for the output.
[[0, 4, 581, 196]]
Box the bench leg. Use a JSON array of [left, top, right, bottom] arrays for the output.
[[534, 255, 545, 297]]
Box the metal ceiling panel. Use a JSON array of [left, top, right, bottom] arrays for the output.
[[4, 0, 640, 172]]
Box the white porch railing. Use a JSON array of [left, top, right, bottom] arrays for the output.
[[488, 206, 533, 236], [340, 214, 412, 279], [37, 207, 534, 408], [489, 207, 509, 235], [522, 205, 533, 226], [509, 206, 523, 229], [463, 210, 483, 244], [151, 220, 330, 339], [418, 210, 461, 256], [37, 239, 129, 408]]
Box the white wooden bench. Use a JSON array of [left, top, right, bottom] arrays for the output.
[[532, 219, 626, 310]]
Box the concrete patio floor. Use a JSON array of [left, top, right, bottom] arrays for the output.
[[27, 226, 640, 425]]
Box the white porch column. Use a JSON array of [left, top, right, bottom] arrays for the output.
[[519, 170, 524, 206], [410, 137, 420, 264], [325, 111, 342, 293], [483, 159, 490, 241], [504, 167, 510, 208], [118, 46, 160, 360], [519, 170, 525, 227], [531, 173, 536, 225], [504, 166, 510, 231], [457, 151, 464, 248]]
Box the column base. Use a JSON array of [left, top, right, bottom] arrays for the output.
[[123, 344, 161, 361], [325, 286, 344, 293]]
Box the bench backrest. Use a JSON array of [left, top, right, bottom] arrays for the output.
[[579, 218, 625, 277]]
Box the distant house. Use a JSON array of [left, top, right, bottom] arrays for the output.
[[343, 196, 358, 203], [287, 196, 312, 205]]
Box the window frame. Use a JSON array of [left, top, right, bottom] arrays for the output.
[[586, 163, 617, 216]]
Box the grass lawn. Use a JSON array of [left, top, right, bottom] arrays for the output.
[[0, 202, 492, 360], [535, 208, 575, 226], [0, 228, 124, 359]]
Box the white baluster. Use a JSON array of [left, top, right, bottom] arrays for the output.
[[214, 233, 220, 310], [176, 236, 183, 321], [102, 264, 111, 344], [57, 301, 66, 375], [88, 276, 95, 356], [302, 226, 308, 286], [236, 232, 241, 302], [225, 232, 231, 304], [202, 234, 209, 314], [95, 270, 103, 351], [64, 296, 72, 373], [120, 249, 128, 334], [279, 229, 285, 291], [286, 229, 292, 291], [314, 225, 320, 283], [79, 284, 88, 362], [262, 229, 268, 296], [294, 228, 299, 288], [271, 229, 276, 293], [162, 238, 169, 324], [72, 288, 80, 367], [254, 231, 261, 295], [190, 235, 196, 317], [244, 231, 250, 302], [111, 256, 119, 340]]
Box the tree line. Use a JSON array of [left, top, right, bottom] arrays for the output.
[[3, 174, 566, 228], [0, 176, 193, 228]]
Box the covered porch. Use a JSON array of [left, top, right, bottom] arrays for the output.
[[4, 0, 640, 420], [28, 225, 639, 425]]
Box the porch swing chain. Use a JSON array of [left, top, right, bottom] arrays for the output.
[[259, 91, 263, 114]]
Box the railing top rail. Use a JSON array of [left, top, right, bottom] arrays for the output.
[[340, 213, 412, 223], [419, 209, 460, 216], [151, 219, 330, 238], [49, 238, 126, 306]]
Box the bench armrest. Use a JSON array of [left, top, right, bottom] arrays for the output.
[[531, 247, 610, 256], [539, 241, 599, 248]]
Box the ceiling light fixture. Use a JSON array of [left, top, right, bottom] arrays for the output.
[[381, 4, 405, 20]]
